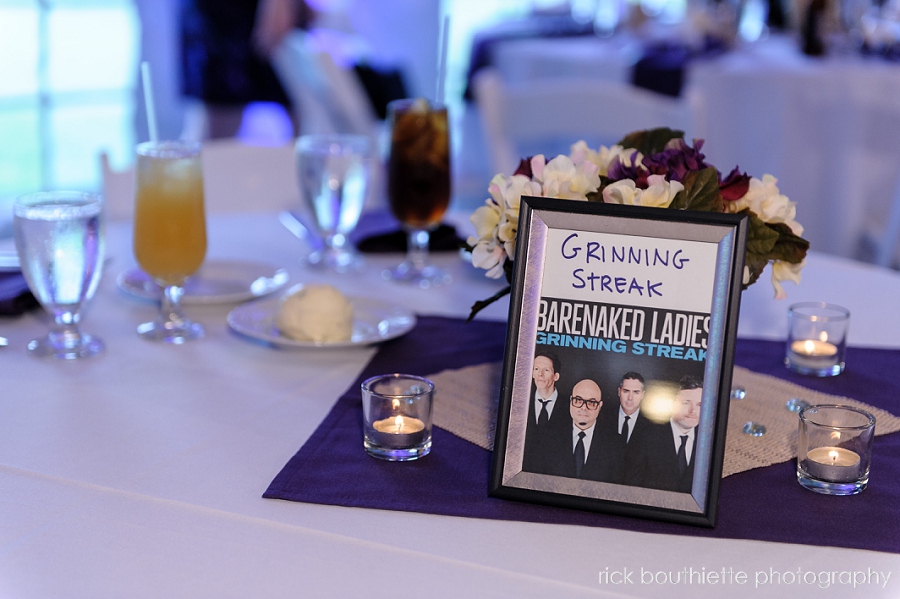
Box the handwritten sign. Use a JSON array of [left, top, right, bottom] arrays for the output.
[[541, 229, 720, 313]]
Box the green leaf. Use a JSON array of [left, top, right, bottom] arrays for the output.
[[617, 128, 684, 155], [669, 167, 723, 212], [744, 210, 780, 257], [738, 212, 810, 290], [767, 222, 811, 264]]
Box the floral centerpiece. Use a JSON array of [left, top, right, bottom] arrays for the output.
[[466, 128, 809, 320]]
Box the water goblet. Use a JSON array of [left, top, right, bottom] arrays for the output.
[[295, 133, 371, 272], [133, 140, 207, 343], [385, 98, 452, 287], [13, 191, 105, 359]]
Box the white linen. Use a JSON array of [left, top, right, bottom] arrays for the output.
[[1, 212, 899, 598]]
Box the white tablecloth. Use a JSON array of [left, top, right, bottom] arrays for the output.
[[1, 212, 899, 598]]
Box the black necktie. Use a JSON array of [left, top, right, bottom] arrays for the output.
[[537, 399, 550, 427], [677, 434, 688, 474], [621, 415, 631, 440], [574, 431, 586, 477]]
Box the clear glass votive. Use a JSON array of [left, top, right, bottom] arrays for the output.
[[361, 373, 434, 461], [785, 302, 850, 376], [797, 404, 875, 495]]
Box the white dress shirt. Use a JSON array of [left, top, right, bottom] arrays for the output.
[[533, 388, 559, 424], [617, 407, 640, 442], [572, 423, 596, 458], [670, 420, 695, 465]]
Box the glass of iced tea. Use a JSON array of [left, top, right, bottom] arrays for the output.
[[133, 140, 207, 343], [386, 98, 451, 287]]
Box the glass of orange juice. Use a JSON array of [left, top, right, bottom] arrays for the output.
[[133, 140, 207, 343]]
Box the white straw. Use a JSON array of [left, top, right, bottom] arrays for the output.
[[141, 61, 158, 143], [435, 15, 450, 106]]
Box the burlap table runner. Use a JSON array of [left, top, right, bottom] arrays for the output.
[[430, 362, 900, 477]]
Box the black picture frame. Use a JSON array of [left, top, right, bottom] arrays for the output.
[[490, 196, 748, 527]]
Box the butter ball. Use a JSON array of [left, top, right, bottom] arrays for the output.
[[276, 284, 353, 342]]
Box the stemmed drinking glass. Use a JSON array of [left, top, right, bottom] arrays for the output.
[[133, 140, 207, 343], [385, 98, 452, 287], [295, 133, 371, 272], [13, 191, 105, 359]]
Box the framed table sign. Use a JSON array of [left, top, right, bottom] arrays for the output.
[[490, 196, 748, 527]]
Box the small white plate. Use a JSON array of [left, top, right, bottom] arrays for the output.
[[227, 296, 416, 348], [118, 260, 290, 305], [0, 250, 19, 272]]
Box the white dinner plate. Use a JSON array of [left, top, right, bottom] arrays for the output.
[[117, 260, 290, 305], [227, 296, 417, 348]]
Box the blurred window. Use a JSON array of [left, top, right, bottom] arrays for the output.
[[0, 0, 138, 199]]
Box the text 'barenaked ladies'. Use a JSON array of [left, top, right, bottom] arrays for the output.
[[537, 298, 709, 361]]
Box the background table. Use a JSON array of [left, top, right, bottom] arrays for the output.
[[480, 33, 900, 263], [1, 211, 898, 598]]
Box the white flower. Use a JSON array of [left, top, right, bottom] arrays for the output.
[[640, 174, 684, 208], [468, 199, 506, 279], [533, 154, 600, 200], [468, 173, 541, 275], [602, 179, 641, 205], [728, 175, 803, 236], [771, 258, 805, 300], [601, 175, 683, 208], [571, 141, 643, 177], [470, 200, 501, 241], [470, 241, 507, 279]]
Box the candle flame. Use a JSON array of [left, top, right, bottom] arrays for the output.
[[803, 340, 816, 353], [394, 414, 404, 431], [829, 450, 839, 465], [819, 331, 828, 343]]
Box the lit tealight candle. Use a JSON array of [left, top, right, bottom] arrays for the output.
[[791, 339, 838, 357], [787, 338, 840, 373], [804, 446, 861, 482], [373, 414, 425, 435], [371, 414, 426, 449]]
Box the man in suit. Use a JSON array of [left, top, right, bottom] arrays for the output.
[[614, 371, 652, 448], [626, 375, 703, 493], [522, 349, 571, 473], [544, 379, 624, 483]]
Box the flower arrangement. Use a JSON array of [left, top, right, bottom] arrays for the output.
[[467, 128, 809, 320]]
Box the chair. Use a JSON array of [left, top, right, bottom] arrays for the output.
[[270, 32, 386, 211], [866, 178, 900, 268], [271, 31, 379, 139], [472, 68, 696, 176], [100, 139, 300, 221]]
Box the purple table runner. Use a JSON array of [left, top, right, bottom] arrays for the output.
[[0, 271, 37, 316], [265, 316, 900, 553]]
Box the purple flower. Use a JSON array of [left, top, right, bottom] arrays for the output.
[[641, 139, 710, 183], [607, 150, 645, 185], [513, 157, 533, 178], [719, 166, 751, 202]]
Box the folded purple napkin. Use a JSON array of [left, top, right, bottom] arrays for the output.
[[265, 317, 900, 553], [0, 271, 37, 316], [351, 211, 464, 253]]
